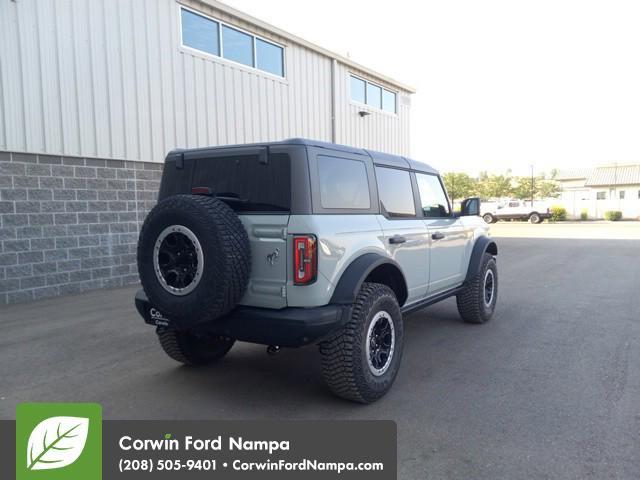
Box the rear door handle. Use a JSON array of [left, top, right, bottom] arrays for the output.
[[431, 232, 445, 240], [389, 235, 406, 244]]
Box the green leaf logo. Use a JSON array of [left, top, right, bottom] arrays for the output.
[[26, 416, 89, 471]]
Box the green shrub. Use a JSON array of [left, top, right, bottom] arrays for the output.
[[580, 209, 588, 221], [604, 210, 622, 221], [549, 206, 567, 222]]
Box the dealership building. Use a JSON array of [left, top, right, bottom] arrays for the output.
[[0, 0, 414, 304]]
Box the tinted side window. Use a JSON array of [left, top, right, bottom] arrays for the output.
[[317, 155, 370, 209], [416, 173, 451, 218], [375, 167, 416, 217]]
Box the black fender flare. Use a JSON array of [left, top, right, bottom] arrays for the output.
[[465, 236, 498, 282], [329, 253, 408, 306]]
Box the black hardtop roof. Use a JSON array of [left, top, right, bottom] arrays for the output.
[[169, 138, 438, 175]]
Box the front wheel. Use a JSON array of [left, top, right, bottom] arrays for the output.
[[157, 327, 235, 365], [456, 253, 498, 324], [319, 283, 404, 404], [529, 212, 541, 224]]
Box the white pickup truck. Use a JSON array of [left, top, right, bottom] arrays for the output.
[[481, 200, 551, 224]]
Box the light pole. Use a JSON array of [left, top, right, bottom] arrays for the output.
[[530, 165, 534, 206]]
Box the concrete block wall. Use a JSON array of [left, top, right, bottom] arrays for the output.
[[0, 151, 162, 304]]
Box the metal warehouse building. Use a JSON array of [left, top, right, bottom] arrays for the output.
[[0, 0, 414, 304]]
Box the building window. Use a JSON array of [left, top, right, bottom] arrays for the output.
[[181, 9, 219, 56], [382, 89, 396, 113], [350, 76, 366, 104], [350, 75, 397, 114], [619, 190, 625, 200], [366, 83, 382, 109], [256, 38, 284, 76], [180, 6, 285, 77], [375, 167, 415, 216], [638, 190, 640, 199], [222, 25, 254, 67], [596, 191, 606, 200]]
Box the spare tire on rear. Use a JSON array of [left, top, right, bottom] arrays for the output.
[[137, 194, 250, 328]]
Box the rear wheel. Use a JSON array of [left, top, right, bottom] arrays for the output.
[[482, 213, 495, 224], [319, 283, 404, 404], [529, 212, 541, 224], [157, 327, 235, 365]]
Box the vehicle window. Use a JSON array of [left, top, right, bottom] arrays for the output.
[[191, 152, 290, 212], [376, 167, 416, 217], [508, 201, 519, 207], [416, 173, 451, 218], [317, 156, 370, 209]]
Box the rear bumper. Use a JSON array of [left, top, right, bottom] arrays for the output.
[[135, 290, 349, 348]]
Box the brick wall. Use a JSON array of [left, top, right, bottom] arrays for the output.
[[0, 151, 162, 304]]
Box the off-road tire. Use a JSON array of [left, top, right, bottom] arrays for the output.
[[319, 283, 404, 404], [483, 213, 495, 224], [456, 253, 498, 324], [529, 212, 541, 224], [157, 327, 235, 365], [137, 194, 250, 328]]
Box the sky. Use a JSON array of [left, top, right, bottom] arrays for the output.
[[222, 0, 640, 177]]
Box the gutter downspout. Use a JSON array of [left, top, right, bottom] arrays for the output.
[[330, 59, 337, 143]]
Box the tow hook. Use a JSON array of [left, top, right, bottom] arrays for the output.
[[267, 345, 281, 356]]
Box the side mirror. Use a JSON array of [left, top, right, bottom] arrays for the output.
[[460, 197, 480, 216]]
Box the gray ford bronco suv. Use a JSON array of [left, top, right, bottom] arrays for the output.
[[135, 138, 498, 403]]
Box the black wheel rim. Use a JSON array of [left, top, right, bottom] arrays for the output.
[[159, 233, 198, 288], [153, 225, 204, 295], [366, 312, 395, 376], [484, 269, 495, 307]]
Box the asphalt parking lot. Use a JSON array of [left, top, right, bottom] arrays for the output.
[[1, 227, 639, 479]]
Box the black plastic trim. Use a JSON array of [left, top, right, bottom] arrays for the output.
[[135, 290, 348, 348], [465, 236, 498, 282], [401, 285, 465, 315], [329, 253, 407, 305]]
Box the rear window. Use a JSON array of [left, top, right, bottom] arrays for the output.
[[317, 155, 370, 209], [191, 152, 291, 212]]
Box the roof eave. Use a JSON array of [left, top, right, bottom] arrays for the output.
[[194, 0, 417, 93]]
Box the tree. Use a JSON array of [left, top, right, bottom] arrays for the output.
[[476, 174, 512, 200], [441, 172, 476, 203], [510, 176, 560, 200], [536, 178, 560, 198]]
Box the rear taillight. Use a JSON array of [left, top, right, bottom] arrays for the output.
[[293, 235, 317, 285]]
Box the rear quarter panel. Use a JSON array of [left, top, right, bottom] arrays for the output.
[[285, 215, 386, 307]]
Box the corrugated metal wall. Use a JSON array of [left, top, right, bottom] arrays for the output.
[[0, 0, 411, 161], [334, 63, 411, 156]]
